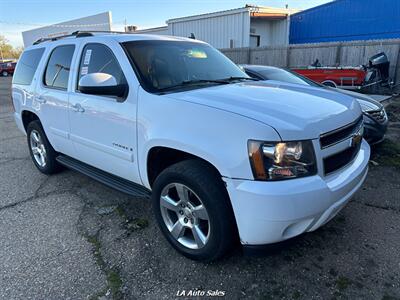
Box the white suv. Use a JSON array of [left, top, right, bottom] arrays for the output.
[[12, 32, 370, 261]]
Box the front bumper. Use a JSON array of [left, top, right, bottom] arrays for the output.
[[363, 113, 388, 145], [224, 140, 370, 246]]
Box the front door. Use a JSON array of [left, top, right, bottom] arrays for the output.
[[68, 42, 140, 183]]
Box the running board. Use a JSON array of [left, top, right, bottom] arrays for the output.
[[56, 155, 151, 198]]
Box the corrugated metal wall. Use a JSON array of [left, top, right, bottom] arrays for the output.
[[290, 0, 400, 44], [135, 27, 169, 35], [168, 11, 250, 49]]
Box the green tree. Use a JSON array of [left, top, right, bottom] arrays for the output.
[[0, 35, 23, 61]]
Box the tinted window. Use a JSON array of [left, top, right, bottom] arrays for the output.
[[78, 43, 126, 86], [123, 40, 248, 93], [13, 48, 45, 85], [44, 45, 75, 90], [257, 68, 313, 86]]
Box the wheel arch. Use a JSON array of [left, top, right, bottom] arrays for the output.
[[146, 146, 225, 189], [21, 110, 40, 132], [322, 80, 337, 88]]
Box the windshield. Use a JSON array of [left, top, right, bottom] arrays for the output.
[[122, 40, 249, 93], [258, 68, 322, 87]]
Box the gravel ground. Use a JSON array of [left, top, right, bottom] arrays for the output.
[[0, 76, 399, 300]]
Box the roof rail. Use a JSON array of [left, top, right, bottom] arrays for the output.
[[32, 30, 133, 45]]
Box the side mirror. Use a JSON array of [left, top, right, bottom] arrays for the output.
[[78, 73, 127, 97]]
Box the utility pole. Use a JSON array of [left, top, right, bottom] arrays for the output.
[[0, 47, 3, 62]]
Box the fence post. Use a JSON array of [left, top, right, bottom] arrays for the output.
[[394, 43, 400, 87], [335, 43, 342, 66]]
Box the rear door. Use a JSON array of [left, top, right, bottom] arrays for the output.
[[68, 41, 140, 183], [12, 47, 45, 132], [35, 43, 77, 156]]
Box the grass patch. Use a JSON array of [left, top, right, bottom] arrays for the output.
[[292, 291, 301, 299], [127, 218, 149, 231], [86, 234, 123, 299], [336, 276, 352, 290], [371, 140, 400, 168], [386, 100, 400, 122], [116, 205, 149, 231], [107, 270, 123, 299], [115, 205, 127, 219], [86, 234, 104, 269]]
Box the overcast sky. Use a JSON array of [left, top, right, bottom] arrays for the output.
[[0, 0, 332, 47]]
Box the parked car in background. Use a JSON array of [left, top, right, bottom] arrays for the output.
[[0, 62, 17, 77], [242, 65, 388, 144], [12, 33, 370, 261]]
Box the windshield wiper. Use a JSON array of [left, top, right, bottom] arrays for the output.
[[219, 76, 260, 82], [157, 79, 229, 92]]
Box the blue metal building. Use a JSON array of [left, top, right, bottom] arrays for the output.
[[289, 0, 400, 44]]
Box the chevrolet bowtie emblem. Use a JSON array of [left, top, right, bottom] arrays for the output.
[[351, 126, 363, 147]]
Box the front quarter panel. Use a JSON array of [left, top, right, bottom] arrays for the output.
[[137, 87, 281, 188]]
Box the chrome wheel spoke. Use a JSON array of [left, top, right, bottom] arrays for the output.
[[170, 220, 185, 239], [175, 183, 189, 203], [160, 183, 210, 250], [193, 204, 209, 220], [160, 195, 180, 212], [30, 130, 47, 167], [39, 154, 46, 166], [32, 132, 40, 143], [32, 147, 39, 155], [192, 225, 206, 248]]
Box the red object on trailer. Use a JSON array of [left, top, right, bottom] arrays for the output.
[[292, 67, 367, 89]]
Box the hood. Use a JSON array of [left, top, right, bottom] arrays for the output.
[[326, 87, 382, 112], [164, 81, 362, 140]]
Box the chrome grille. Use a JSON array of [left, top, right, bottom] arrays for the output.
[[366, 108, 387, 124], [319, 117, 363, 149], [323, 141, 362, 175]]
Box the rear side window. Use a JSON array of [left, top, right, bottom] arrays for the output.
[[78, 43, 126, 86], [12, 48, 45, 85], [44, 45, 75, 90]]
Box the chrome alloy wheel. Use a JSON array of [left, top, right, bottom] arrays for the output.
[[160, 183, 210, 249], [30, 129, 47, 167]]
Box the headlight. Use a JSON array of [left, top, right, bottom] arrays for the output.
[[248, 140, 317, 181]]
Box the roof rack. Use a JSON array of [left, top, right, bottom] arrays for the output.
[[32, 30, 133, 45]]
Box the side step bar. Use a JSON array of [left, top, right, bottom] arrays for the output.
[[56, 155, 151, 198]]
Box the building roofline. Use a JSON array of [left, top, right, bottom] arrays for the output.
[[291, 0, 339, 16], [134, 26, 168, 33], [167, 5, 298, 23]]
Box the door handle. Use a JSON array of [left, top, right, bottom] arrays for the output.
[[36, 96, 46, 103], [71, 103, 85, 113]]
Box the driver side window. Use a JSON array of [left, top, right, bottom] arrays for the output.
[[77, 43, 126, 90]]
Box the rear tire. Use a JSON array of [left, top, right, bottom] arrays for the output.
[[2, 71, 8, 77], [26, 120, 61, 174], [152, 159, 237, 261]]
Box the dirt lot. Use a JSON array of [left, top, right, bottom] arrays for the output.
[[0, 76, 399, 300]]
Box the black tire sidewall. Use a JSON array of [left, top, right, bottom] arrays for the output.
[[152, 161, 235, 261], [26, 120, 59, 174]]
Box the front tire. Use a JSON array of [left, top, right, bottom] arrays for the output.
[[26, 120, 61, 174], [2, 71, 8, 77], [152, 159, 237, 261]]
